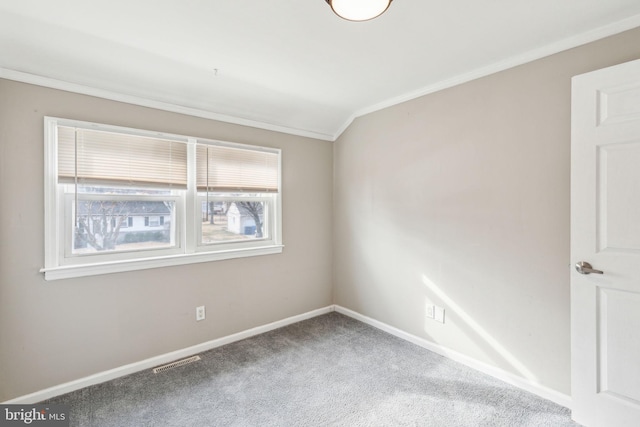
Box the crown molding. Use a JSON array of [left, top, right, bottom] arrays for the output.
[[333, 14, 640, 141], [0, 68, 335, 142], [3, 13, 639, 143]]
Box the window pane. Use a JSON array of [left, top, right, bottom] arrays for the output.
[[200, 200, 267, 244], [73, 198, 175, 254]]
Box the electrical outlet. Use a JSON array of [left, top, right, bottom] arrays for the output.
[[434, 306, 445, 323], [196, 306, 206, 321], [426, 304, 435, 319]]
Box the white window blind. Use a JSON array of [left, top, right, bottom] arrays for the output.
[[196, 143, 279, 193], [57, 126, 188, 189]]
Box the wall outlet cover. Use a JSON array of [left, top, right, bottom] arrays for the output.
[[426, 305, 435, 319], [196, 306, 206, 321]]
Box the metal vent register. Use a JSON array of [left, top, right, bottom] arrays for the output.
[[152, 355, 201, 374]]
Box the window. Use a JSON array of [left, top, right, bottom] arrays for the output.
[[43, 117, 282, 280], [195, 143, 279, 249], [120, 217, 134, 228]]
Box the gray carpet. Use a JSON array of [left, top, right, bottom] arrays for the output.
[[44, 312, 579, 426]]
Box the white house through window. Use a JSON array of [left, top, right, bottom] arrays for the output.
[[43, 117, 282, 280]]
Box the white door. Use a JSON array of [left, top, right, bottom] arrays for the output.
[[571, 58, 640, 427]]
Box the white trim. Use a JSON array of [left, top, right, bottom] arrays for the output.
[[3, 306, 335, 404], [332, 117, 356, 141], [332, 14, 640, 141], [334, 305, 573, 409], [41, 244, 284, 281], [43, 119, 59, 269], [185, 139, 198, 254], [4, 16, 640, 143], [3, 304, 573, 407], [0, 68, 335, 142], [42, 117, 284, 280]]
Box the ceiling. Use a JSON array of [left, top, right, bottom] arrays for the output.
[[1, 1, 640, 141]]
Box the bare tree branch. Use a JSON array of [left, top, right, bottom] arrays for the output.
[[235, 201, 264, 238]]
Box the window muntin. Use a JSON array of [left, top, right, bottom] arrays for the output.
[[43, 117, 282, 279]]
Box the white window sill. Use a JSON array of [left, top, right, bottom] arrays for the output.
[[40, 245, 284, 281]]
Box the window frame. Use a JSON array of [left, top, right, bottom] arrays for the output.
[[42, 117, 283, 281]]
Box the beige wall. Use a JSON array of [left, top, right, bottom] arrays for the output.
[[333, 27, 640, 395], [2, 26, 640, 403], [0, 80, 333, 401]]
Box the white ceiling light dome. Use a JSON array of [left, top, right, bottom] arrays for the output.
[[326, 0, 393, 22]]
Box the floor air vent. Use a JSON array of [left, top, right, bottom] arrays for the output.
[[152, 355, 201, 374]]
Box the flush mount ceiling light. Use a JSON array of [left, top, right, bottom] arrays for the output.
[[326, 0, 393, 22]]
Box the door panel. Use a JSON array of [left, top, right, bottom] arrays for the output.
[[598, 287, 640, 403], [598, 82, 640, 126], [597, 141, 640, 252], [571, 58, 640, 427]]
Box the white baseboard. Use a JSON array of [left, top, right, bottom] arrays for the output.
[[4, 306, 335, 404], [5, 304, 571, 409], [334, 305, 572, 409]]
